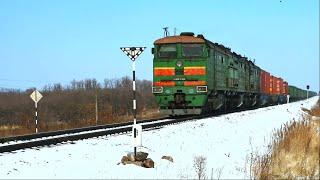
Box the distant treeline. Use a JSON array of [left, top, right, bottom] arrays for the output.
[[0, 77, 158, 131]]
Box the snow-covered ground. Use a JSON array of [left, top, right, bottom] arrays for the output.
[[0, 96, 318, 179]]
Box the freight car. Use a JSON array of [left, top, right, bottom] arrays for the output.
[[289, 85, 317, 101], [309, 91, 318, 97], [152, 32, 316, 115]]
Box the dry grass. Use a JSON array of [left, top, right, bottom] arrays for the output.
[[310, 98, 320, 116], [253, 98, 320, 179], [0, 109, 163, 137]]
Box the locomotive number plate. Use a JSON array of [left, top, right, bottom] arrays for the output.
[[173, 77, 186, 81]]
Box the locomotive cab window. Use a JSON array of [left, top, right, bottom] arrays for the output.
[[181, 44, 203, 57], [158, 44, 177, 58]]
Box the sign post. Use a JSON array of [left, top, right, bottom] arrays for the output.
[[306, 85, 310, 99], [30, 89, 43, 133], [120, 47, 146, 157]]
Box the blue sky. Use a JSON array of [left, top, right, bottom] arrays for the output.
[[0, 0, 319, 92]]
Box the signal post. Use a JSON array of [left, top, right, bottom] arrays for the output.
[[306, 85, 309, 99], [30, 89, 43, 133], [120, 47, 146, 157]]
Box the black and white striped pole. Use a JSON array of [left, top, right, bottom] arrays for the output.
[[30, 89, 43, 133], [132, 60, 137, 125], [132, 59, 138, 156], [35, 100, 38, 133], [120, 47, 146, 157]]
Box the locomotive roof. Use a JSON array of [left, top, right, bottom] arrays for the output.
[[154, 33, 258, 68], [154, 35, 206, 44], [204, 38, 256, 66]]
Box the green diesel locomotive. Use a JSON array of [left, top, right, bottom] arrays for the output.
[[152, 32, 316, 116]]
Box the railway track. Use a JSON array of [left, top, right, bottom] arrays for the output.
[[0, 117, 168, 144], [0, 115, 202, 153], [0, 103, 283, 154]]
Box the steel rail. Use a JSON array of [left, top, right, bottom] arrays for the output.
[[0, 117, 168, 144], [0, 115, 199, 153]]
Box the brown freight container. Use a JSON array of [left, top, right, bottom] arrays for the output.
[[260, 70, 271, 94], [273, 76, 281, 95], [273, 76, 277, 94], [270, 75, 275, 94], [278, 78, 283, 95], [266, 72, 271, 94]]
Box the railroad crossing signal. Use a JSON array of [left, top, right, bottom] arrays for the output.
[[120, 47, 146, 61], [30, 90, 43, 133]]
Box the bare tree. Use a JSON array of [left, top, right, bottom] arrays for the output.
[[0, 76, 159, 137]]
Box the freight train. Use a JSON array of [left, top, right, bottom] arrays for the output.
[[151, 32, 317, 116]]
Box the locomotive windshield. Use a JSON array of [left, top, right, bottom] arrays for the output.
[[158, 44, 177, 58], [182, 44, 203, 57]]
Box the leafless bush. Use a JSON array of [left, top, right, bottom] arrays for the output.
[[193, 155, 207, 180]]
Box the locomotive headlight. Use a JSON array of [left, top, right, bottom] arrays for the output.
[[176, 60, 183, 67], [196, 86, 207, 93], [152, 86, 163, 93]]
